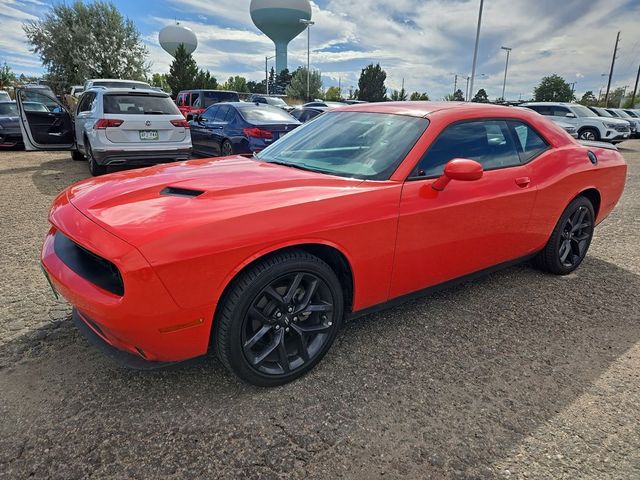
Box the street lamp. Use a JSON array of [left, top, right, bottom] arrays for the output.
[[265, 55, 276, 95], [299, 18, 315, 101], [500, 46, 512, 102], [468, 0, 484, 102]]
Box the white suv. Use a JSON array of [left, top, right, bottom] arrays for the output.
[[521, 102, 630, 143], [83, 78, 152, 91], [16, 86, 192, 175]]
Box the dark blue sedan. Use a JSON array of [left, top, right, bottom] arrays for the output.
[[189, 102, 301, 156]]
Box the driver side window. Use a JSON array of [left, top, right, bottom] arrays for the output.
[[202, 106, 218, 121], [413, 120, 522, 178]]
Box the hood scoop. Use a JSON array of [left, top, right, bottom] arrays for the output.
[[160, 186, 205, 198]]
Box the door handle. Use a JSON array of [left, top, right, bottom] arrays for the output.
[[515, 176, 531, 187]]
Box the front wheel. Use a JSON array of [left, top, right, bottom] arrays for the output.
[[221, 140, 234, 156], [215, 250, 344, 386], [578, 128, 599, 141], [534, 196, 595, 275]]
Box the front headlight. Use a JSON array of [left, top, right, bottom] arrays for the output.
[[604, 122, 619, 128]]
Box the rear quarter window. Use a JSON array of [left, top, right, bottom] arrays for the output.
[[103, 94, 181, 115]]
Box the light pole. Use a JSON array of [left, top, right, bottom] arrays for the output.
[[299, 19, 315, 102], [500, 46, 512, 102], [468, 0, 484, 102], [265, 55, 275, 95]]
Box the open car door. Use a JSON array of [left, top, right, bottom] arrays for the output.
[[16, 87, 75, 150]]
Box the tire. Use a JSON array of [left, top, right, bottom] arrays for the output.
[[578, 128, 600, 141], [534, 196, 595, 275], [71, 149, 85, 161], [221, 140, 234, 156], [215, 249, 344, 386], [86, 139, 106, 176]]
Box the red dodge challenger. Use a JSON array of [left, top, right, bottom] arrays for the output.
[[24, 101, 627, 386]]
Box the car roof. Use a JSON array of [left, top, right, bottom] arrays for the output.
[[333, 101, 529, 118], [179, 89, 239, 94], [87, 78, 149, 83], [88, 87, 169, 95]]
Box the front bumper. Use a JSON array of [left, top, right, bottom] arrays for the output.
[[41, 192, 214, 362]]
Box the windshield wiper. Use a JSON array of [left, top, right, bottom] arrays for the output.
[[144, 111, 165, 115], [264, 160, 321, 173]]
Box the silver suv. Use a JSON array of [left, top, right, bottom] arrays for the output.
[[521, 102, 630, 143], [17, 86, 192, 176]]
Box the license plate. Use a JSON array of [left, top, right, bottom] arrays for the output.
[[40, 264, 59, 299], [139, 130, 158, 140]]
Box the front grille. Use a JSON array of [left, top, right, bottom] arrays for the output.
[[614, 124, 630, 132], [54, 232, 124, 296]]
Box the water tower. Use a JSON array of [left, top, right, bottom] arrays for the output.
[[250, 0, 311, 73], [159, 22, 198, 56]]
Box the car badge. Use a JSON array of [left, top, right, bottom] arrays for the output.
[[145, 120, 152, 127]]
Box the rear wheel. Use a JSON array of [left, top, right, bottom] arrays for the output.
[[534, 196, 595, 275], [215, 250, 343, 386], [221, 140, 234, 156], [578, 128, 599, 141], [86, 139, 106, 176]]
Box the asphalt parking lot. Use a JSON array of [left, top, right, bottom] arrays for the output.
[[1, 143, 639, 480]]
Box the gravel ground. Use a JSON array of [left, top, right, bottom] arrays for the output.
[[0, 143, 639, 479]]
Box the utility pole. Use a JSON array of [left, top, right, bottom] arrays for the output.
[[465, 75, 470, 101], [605, 31, 620, 107], [500, 46, 512, 102], [299, 19, 315, 102], [468, 0, 484, 102], [453, 74, 458, 96], [568, 82, 576, 98], [631, 63, 640, 108], [265, 55, 275, 95]]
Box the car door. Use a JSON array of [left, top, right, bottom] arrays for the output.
[[209, 105, 230, 154], [190, 105, 218, 155], [16, 87, 75, 150], [390, 119, 540, 298], [551, 106, 578, 127]]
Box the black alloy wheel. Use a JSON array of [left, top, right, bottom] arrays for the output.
[[215, 250, 344, 386], [534, 195, 595, 275], [86, 139, 106, 176], [221, 140, 234, 156]]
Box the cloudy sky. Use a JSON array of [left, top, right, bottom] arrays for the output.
[[1, 0, 639, 100]]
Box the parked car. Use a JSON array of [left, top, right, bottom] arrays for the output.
[[606, 108, 640, 138], [342, 99, 367, 105], [549, 118, 579, 138], [70, 85, 85, 97], [176, 89, 240, 120], [16, 86, 192, 176], [190, 102, 300, 156], [290, 105, 328, 123], [246, 95, 293, 111], [622, 109, 640, 119], [0, 101, 22, 147], [521, 102, 630, 143], [38, 102, 626, 386], [303, 101, 344, 108], [83, 79, 152, 91], [0, 91, 11, 102]]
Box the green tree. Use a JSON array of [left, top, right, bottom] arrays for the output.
[[268, 67, 276, 94], [452, 89, 464, 101], [221, 75, 248, 92], [194, 69, 217, 89], [247, 80, 266, 94], [409, 91, 429, 101], [578, 90, 598, 106], [23, 1, 148, 93], [358, 63, 387, 102], [166, 44, 198, 96], [325, 86, 341, 101], [605, 87, 626, 107], [274, 68, 292, 95], [0, 62, 16, 88], [472, 88, 489, 103], [150, 73, 169, 92], [285, 67, 322, 100], [533, 74, 573, 102], [390, 87, 408, 101]]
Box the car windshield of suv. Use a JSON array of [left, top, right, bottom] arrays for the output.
[[255, 111, 429, 180], [103, 94, 181, 115], [239, 105, 296, 122], [625, 110, 639, 118], [0, 103, 17, 115], [201, 91, 240, 107], [614, 110, 632, 118], [592, 107, 613, 117], [571, 105, 598, 118]]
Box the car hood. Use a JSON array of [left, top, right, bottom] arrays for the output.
[[588, 116, 628, 125], [66, 156, 364, 247], [0, 116, 19, 128]]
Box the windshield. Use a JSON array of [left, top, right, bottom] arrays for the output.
[[592, 107, 613, 117], [239, 105, 296, 123], [103, 94, 181, 115], [266, 97, 287, 107], [255, 111, 428, 180], [201, 91, 240, 107], [613, 110, 632, 118], [571, 105, 597, 118], [0, 103, 17, 115], [625, 110, 639, 118], [24, 102, 49, 112]]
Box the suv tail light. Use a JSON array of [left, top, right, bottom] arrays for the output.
[[94, 119, 124, 129], [170, 119, 190, 129], [243, 127, 273, 139]]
